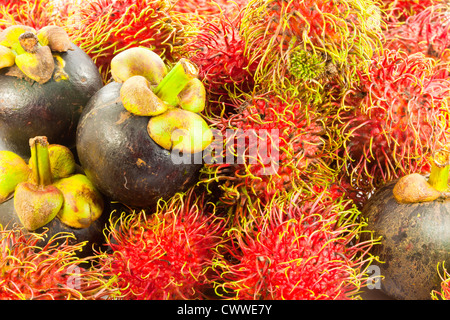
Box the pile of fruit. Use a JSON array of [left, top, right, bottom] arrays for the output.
[[0, 0, 449, 300]]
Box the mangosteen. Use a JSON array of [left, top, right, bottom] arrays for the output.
[[0, 136, 117, 258], [0, 25, 103, 158], [362, 148, 450, 300], [76, 47, 213, 208]]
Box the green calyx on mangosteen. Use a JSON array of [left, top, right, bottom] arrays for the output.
[[0, 24, 72, 84], [2, 136, 103, 231], [120, 75, 169, 116], [110, 47, 168, 85], [112, 48, 212, 154], [0, 150, 31, 203]]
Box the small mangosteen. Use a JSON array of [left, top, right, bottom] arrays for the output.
[[0, 24, 103, 158], [0, 136, 114, 258], [76, 47, 213, 208], [362, 148, 450, 300]]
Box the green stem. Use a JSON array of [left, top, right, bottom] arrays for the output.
[[29, 136, 53, 187], [428, 148, 450, 192], [153, 58, 198, 107]]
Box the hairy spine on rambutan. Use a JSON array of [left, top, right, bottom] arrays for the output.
[[200, 91, 335, 208], [384, 4, 450, 69], [379, 0, 445, 22], [171, 0, 248, 20], [0, 226, 117, 300], [0, 0, 57, 31], [336, 49, 450, 190], [211, 190, 379, 300], [432, 262, 450, 300], [67, 0, 184, 82], [239, 0, 383, 103], [98, 189, 226, 300]]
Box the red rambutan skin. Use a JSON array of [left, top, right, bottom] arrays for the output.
[[432, 263, 450, 300], [337, 49, 450, 189], [212, 190, 377, 300], [99, 190, 226, 300], [385, 5, 450, 66], [380, 0, 445, 22], [239, 0, 382, 96], [186, 13, 257, 114], [67, 0, 181, 82], [171, 0, 248, 18], [0, 0, 57, 31], [0, 227, 115, 300], [204, 92, 332, 205]]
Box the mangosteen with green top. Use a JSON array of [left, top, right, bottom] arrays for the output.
[[76, 47, 213, 208], [0, 24, 103, 158], [362, 147, 450, 300], [0, 136, 111, 257]]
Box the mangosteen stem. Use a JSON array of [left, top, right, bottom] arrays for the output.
[[428, 148, 450, 193], [29, 136, 53, 187], [153, 58, 198, 107]]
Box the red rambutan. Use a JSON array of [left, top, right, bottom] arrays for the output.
[[202, 91, 333, 205], [379, 0, 445, 22], [336, 49, 450, 190], [432, 262, 450, 300], [0, 0, 57, 31], [171, 0, 247, 19], [0, 226, 116, 300], [98, 189, 226, 300], [385, 5, 450, 61], [67, 0, 184, 82], [185, 13, 257, 114], [239, 0, 383, 102], [212, 190, 378, 300]]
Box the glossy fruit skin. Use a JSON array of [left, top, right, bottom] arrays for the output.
[[0, 43, 103, 158], [76, 82, 203, 208], [362, 180, 450, 300]]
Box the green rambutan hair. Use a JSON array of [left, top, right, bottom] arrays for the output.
[[239, 0, 384, 103]]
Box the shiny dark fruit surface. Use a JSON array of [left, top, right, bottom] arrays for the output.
[[0, 43, 103, 158], [76, 81, 203, 208], [362, 180, 450, 300]]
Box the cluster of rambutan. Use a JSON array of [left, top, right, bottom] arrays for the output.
[[334, 49, 450, 195], [211, 188, 379, 300]]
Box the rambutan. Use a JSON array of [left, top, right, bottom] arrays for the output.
[[0, 226, 117, 300], [98, 189, 226, 300], [185, 12, 257, 114], [379, 0, 445, 22], [0, 0, 57, 31], [212, 190, 378, 300], [171, 0, 247, 19], [67, 0, 184, 82], [336, 49, 450, 190], [384, 4, 450, 66], [202, 91, 333, 206], [432, 262, 450, 300], [239, 0, 383, 103]]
